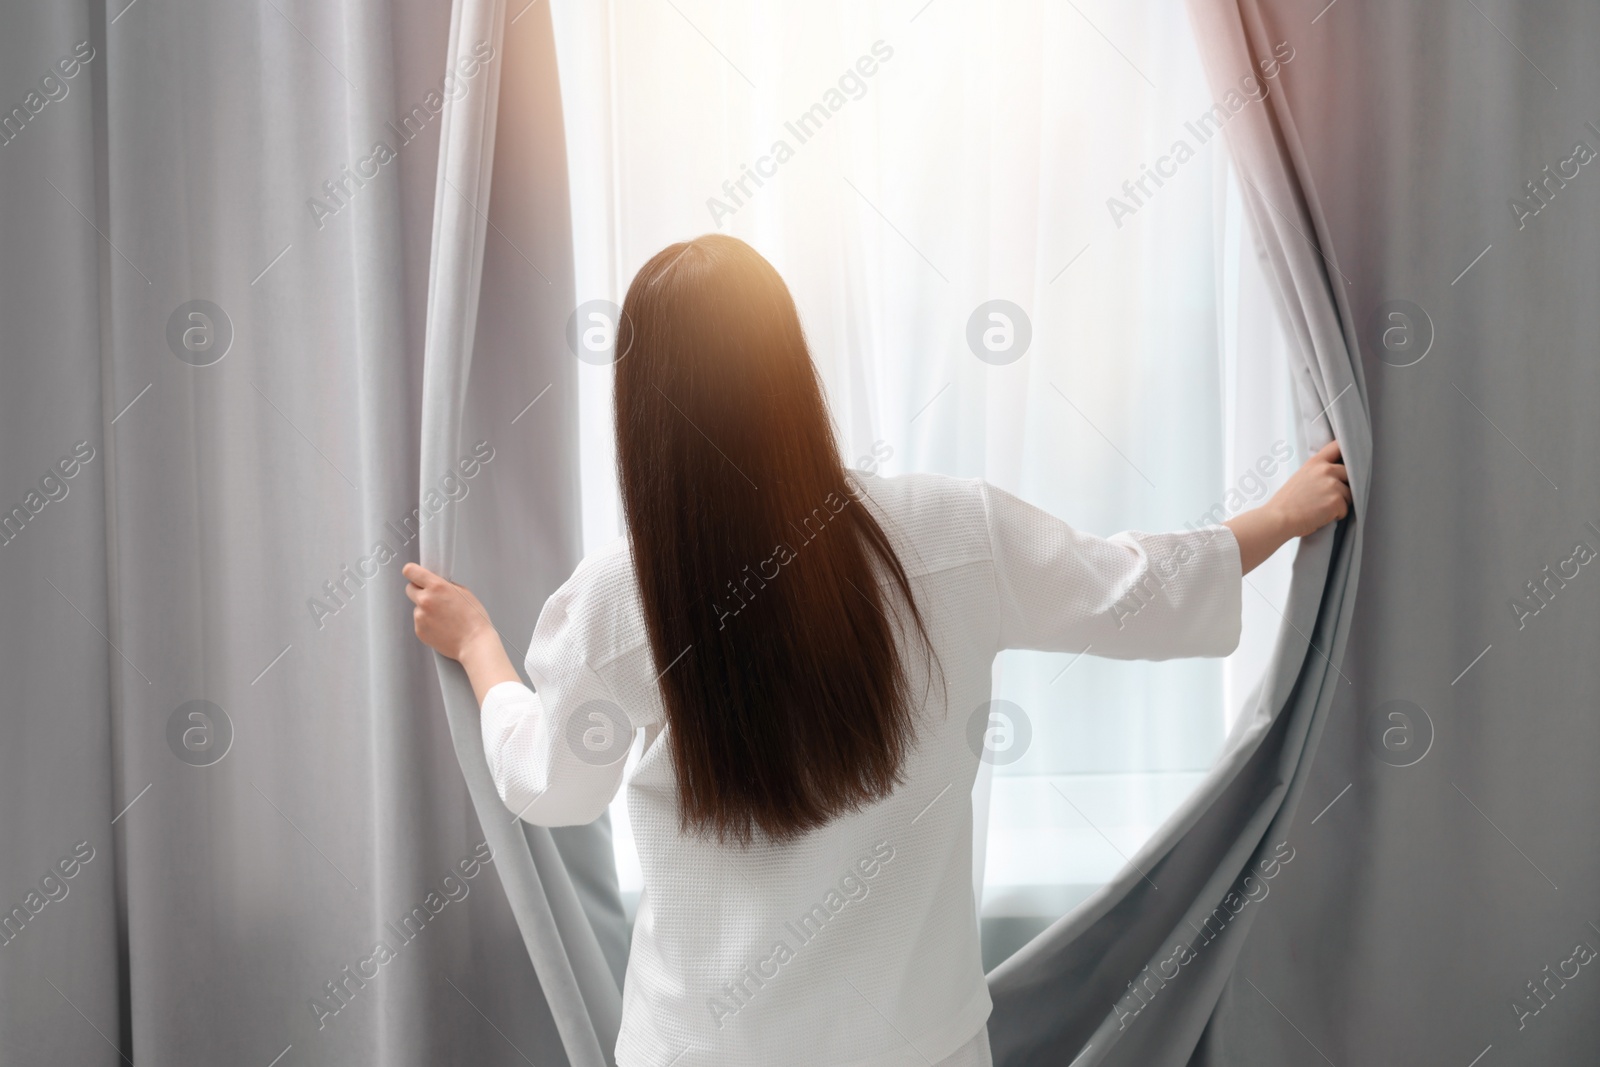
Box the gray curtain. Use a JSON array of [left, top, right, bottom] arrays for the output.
[[992, 0, 1600, 1063], [13, 2, 1599, 1065], [0, 1, 623, 1063], [419, 0, 622, 1064], [1188, 1, 1600, 1063], [985, 0, 1373, 1062]]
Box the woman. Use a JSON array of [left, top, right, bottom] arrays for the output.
[[404, 234, 1350, 1066]]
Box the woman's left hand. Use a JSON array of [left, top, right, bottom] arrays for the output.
[[403, 563, 494, 661]]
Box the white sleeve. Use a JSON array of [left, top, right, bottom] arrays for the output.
[[980, 481, 1243, 660], [479, 571, 638, 827]]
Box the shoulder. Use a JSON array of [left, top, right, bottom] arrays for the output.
[[847, 471, 994, 576], [524, 537, 664, 727], [567, 533, 635, 589], [534, 535, 649, 671]]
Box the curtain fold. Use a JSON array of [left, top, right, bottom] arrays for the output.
[[1189, 2, 1600, 1062], [1, 0, 614, 1062], [419, 1, 623, 1065], [984, 2, 1372, 1061]]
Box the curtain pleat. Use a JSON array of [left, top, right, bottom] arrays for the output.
[[985, 1, 1371, 1061], [1188, 2, 1600, 1062], [420, 0, 622, 1064], [0, 0, 617, 1062]]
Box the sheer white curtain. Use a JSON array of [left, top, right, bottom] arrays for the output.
[[548, 0, 1296, 957]]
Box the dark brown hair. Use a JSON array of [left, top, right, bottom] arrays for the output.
[[614, 234, 937, 844]]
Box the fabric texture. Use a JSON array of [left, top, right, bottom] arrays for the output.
[[479, 472, 1243, 1066], [1184, 2, 1600, 1064], [0, 1, 624, 1064], [935, 1024, 993, 1067], [418, 0, 625, 1063]]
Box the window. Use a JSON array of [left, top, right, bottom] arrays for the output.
[[550, 0, 1299, 966]]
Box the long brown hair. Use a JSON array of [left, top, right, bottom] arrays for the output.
[[614, 234, 937, 845]]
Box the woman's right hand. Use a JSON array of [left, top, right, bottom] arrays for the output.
[[1267, 440, 1352, 538], [1224, 440, 1351, 575]]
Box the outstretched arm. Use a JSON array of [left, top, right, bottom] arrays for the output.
[[1223, 440, 1351, 575], [404, 560, 633, 826]]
